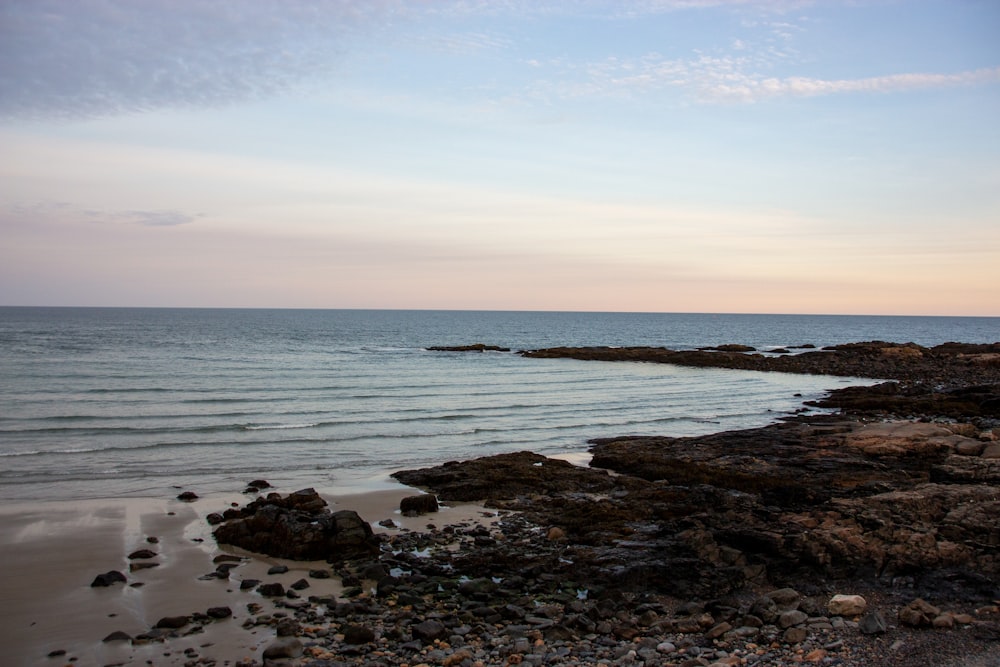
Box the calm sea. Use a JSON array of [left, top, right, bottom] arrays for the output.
[[0, 308, 997, 502]]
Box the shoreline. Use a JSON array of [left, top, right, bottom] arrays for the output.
[[3, 339, 997, 666], [0, 486, 499, 667]]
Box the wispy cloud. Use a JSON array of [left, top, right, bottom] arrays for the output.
[[543, 49, 1000, 104], [0, 0, 394, 120]]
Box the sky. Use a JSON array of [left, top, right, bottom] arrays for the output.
[[1, 0, 998, 316]]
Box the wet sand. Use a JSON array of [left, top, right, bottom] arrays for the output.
[[0, 485, 496, 667]]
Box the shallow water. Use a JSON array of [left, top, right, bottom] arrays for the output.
[[1, 308, 996, 501]]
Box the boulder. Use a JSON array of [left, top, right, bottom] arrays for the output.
[[212, 489, 379, 560], [400, 494, 439, 516], [859, 611, 888, 634], [899, 598, 941, 627], [343, 624, 376, 644], [827, 594, 867, 617], [411, 619, 448, 643]]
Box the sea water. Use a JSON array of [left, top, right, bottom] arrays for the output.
[[0, 307, 996, 501]]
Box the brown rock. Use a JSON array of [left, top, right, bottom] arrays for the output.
[[899, 598, 941, 627]]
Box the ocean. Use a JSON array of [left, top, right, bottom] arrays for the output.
[[1, 307, 997, 502]]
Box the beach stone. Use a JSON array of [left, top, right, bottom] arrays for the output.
[[778, 610, 808, 628], [343, 624, 376, 644], [206, 606, 232, 619], [828, 594, 867, 616], [102, 630, 132, 642], [176, 491, 199, 501], [262, 637, 303, 660], [401, 494, 439, 515], [257, 582, 285, 597], [155, 615, 189, 629], [412, 619, 448, 643], [290, 578, 310, 590], [267, 565, 289, 574], [783, 626, 808, 644], [768, 588, 802, 610], [206, 513, 224, 525], [91, 570, 127, 587], [899, 598, 941, 627], [239, 578, 260, 590], [128, 548, 157, 559]]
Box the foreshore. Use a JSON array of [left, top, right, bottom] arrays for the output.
[[0, 488, 499, 667], [3, 340, 998, 667]]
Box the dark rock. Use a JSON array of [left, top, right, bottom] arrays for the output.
[[343, 624, 376, 644], [257, 582, 285, 597], [859, 611, 888, 635], [276, 618, 300, 637], [102, 630, 132, 642], [262, 637, 303, 659], [426, 343, 510, 352], [176, 491, 199, 502], [205, 606, 232, 619], [206, 513, 224, 525], [212, 488, 379, 560], [400, 494, 439, 515], [267, 565, 289, 574], [248, 479, 271, 489], [239, 578, 260, 590], [91, 570, 127, 587], [290, 578, 310, 590], [411, 619, 448, 643], [155, 615, 189, 629], [128, 549, 157, 559]]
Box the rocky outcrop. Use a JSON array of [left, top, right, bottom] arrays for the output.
[[426, 343, 511, 352], [211, 488, 379, 561], [521, 341, 1000, 390], [395, 417, 1000, 602]]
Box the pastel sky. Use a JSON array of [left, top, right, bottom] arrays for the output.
[[1, 1, 998, 315]]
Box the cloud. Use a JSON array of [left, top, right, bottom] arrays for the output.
[[549, 47, 1000, 103], [700, 66, 1000, 102], [119, 210, 199, 227], [0, 0, 394, 120]]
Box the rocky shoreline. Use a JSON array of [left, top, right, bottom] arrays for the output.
[[61, 340, 999, 666]]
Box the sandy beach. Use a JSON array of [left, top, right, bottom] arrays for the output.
[[0, 484, 497, 667]]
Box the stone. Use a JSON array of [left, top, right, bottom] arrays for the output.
[[767, 588, 801, 610], [290, 578, 310, 590], [155, 615, 189, 629], [257, 582, 285, 597], [783, 627, 808, 644], [401, 494, 439, 515], [705, 622, 732, 639], [412, 619, 448, 643], [827, 594, 867, 617], [212, 489, 379, 560], [176, 491, 199, 501], [899, 598, 941, 627], [267, 565, 289, 574], [91, 570, 127, 587], [102, 630, 132, 642], [128, 549, 157, 559], [206, 606, 232, 619], [262, 637, 303, 660], [343, 624, 376, 644], [778, 610, 808, 628]]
